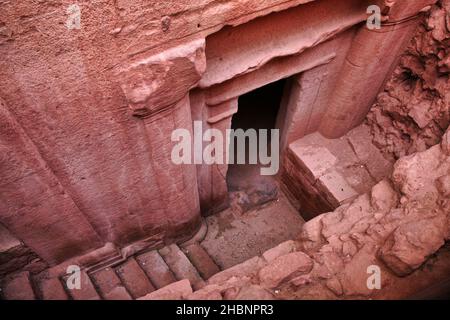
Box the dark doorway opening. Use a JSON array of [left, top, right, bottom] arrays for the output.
[[226, 78, 287, 213]]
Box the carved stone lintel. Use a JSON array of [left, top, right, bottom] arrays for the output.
[[117, 38, 206, 118]]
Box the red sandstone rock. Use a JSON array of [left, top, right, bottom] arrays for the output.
[[182, 244, 220, 280], [259, 252, 313, 289], [138, 279, 192, 300], [370, 180, 399, 213], [159, 244, 205, 290], [115, 258, 155, 299], [103, 286, 132, 300], [0, 0, 448, 302], [235, 285, 275, 300], [39, 277, 69, 300], [262, 240, 299, 263], [118, 39, 206, 117], [187, 286, 223, 300], [90, 267, 124, 299], [208, 257, 267, 285], [379, 216, 448, 276], [367, 1, 450, 159], [64, 271, 100, 300], [1, 271, 35, 300], [136, 250, 177, 289]]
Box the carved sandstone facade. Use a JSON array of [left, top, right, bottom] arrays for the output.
[[1, 0, 448, 300]]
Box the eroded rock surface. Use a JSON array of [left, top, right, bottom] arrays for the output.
[[367, 1, 450, 159]]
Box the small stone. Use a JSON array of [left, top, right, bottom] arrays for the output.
[[435, 175, 450, 197], [161, 16, 171, 32], [371, 180, 398, 212], [342, 240, 358, 258]]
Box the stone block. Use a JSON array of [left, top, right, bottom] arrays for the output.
[[235, 285, 275, 300], [138, 279, 192, 300], [39, 277, 68, 300], [90, 267, 123, 299], [1, 271, 35, 300], [317, 169, 359, 206], [115, 258, 155, 299], [159, 244, 205, 290], [103, 286, 132, 300], [289, 140, 337, 181], [208, 256, 267, 285], [262, 240, 298, 263], [64, 271, 100, 300], [136, 250, 176, 289], [259, 252, 313, 288], [182, 244, 220, 280]]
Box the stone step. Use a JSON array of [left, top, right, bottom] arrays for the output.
[[103, 286, 132, 300], [63, 270, 101, 300], [114, 257, 155, 299], [182, 243, 220, 280], [38, 276, 69, 300], [136, 250, 177, 289], [90, 267, 132, 300], [1, 271, 36, 300], [138, 279, 193, 300], [159, 244, 205, 290]]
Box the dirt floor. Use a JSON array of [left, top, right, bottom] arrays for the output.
[[201, 191, 304, 269]]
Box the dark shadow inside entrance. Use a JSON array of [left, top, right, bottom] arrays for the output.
[[226, 78, 287, 213]]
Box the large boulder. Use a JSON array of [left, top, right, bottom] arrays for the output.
[[378, 215, 448, 276]]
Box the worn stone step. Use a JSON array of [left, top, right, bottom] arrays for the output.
[[159, 244, 205, 290], [103, 286, 132, 300], [63, 270, 101, 300], [138, 279, 193, 300], [1, 271, 36, 300], [182, 243, 220, 280], [90, 267, 132, 300], [39, 276, 69, 300], [115, 257, 155, 299], [136, 250, 177, 289]]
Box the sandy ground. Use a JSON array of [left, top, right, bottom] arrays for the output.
[[201, 191, 304, 269]]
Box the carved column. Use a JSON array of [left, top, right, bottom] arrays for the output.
[[117, 39, 206, 243], [191, 90, 238, 216], [319, 0, 437, 138]]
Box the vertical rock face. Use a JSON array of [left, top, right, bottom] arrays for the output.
[[0, 98, 103, 264], [367, 0, 450, 159]]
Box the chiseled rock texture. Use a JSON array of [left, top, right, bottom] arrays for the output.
[[367, 0, 450, 159]]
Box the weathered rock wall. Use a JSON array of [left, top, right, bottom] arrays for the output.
[[367, 0, 450, 159]]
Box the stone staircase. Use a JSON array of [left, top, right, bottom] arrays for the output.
[[0, 242, 221, 300]]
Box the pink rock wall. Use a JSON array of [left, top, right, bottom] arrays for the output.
[[367, 0, 450, 159]]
